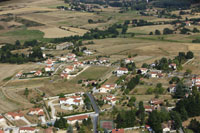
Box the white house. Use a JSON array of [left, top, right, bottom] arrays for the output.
[[45, 66, 54, 72], [16, 72, 23, 78], [34, 70, 42, 76], [99, 84, 117, 93], [28, 108, 44, 116], [124, 58, 134, 64], [59, 96, 84, 106], [0, 115, 5, 123], [60, 56, 68, 62], [116, 67, 128, 76], [83, 50, 93, 55], [19, 127, 37, 133], [67, 53, 76, 58], [45, 59, 54, 66], [6, 112, 24, 120], [169, 63, 177, 70], [138, 68, 148, 74], [64, 66, 75, 74], [103, 96, 117, 105], [168, 84, 176, 93], [67, 115, 88, 125], [73, 62, 84, 68]]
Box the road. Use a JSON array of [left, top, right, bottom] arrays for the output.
[[86, 92, 100, 133]]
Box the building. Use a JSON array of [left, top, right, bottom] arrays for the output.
[[60, 73, 69, 79], [169, 63, 177, 70], [19, 127, 37, 133], [168, 84, 176, 93], [124, 58, 134, 64], [16, 72, 23, 78], [56, 42, 73, 50], [45, 59, 54, 66], [34, 70, 42, 76], [6, 112, 24, 120], [73, 62, 84, 68], [138, 68, 148, 74], [0, 115, 5, 123], [59, 95, 84, 106], [83, 50, 93, 55], [150, 99, 163, 110], [45, 66, 54, 72], [99, 84, 117, 93], [64, 66, 75, 74], [67, 53, 76, 58], [28, 108, 44, 116], [144, 105, 154, 112], [67, 115, 88, 125], [103, 96, 117, 105], [149, 70, 163, 78], [116, 67, 128, 76], [112, 129, 125, 133]]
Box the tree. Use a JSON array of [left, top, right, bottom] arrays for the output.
[[188, 119, 200, 133], [155, 29, 161, 35], [163, 28, 173, 35], [174, 82, 188, 98], [170, 111, 182, 130], [75, 121, 80, 131], [24, 88, 29, 97], [137, 101, 145, 125], [67, 125, 73, 133], [186, 51, 194, 59], [193, 27, 199, 33], [121, 25, 128, 34], [149, 32, 153, 35], [128, 96, 136, 107], [15, 40, 21, 47], [148, 110, 162, 133]]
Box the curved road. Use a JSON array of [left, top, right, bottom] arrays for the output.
[[86, 92, 100, 133]]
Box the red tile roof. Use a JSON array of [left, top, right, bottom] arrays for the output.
[[112, 129, 124, 133], [67, 115, 88, 121], [19, 127, 35, 131]]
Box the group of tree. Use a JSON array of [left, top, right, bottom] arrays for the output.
[[125, 75, 140, 94]]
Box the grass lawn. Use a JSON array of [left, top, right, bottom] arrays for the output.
[[71, 66, 112, 82], [1, 28, 44, 42]]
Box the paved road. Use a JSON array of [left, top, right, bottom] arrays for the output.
[[86, 92, 100, 133]]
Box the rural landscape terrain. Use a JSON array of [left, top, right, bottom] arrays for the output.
[[0, 0, 200, 132]]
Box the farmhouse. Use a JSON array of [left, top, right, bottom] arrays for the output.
[[56, 42, 73, 50], [67, 115, 88, 125], [148, 70, 163, 78], [19, 127, 37, 133], [144, 105, 154, 112], [28, 108, 44, 116], [150, 99, 163, 109], [99, 84, 117, 93], [99, 58, 109, 64], [6, 112, 24, 120], [103, 95, 117, 105], [192, 76, 200, 86], [116, 67, 128, 76], [16, 72, 23, 78]]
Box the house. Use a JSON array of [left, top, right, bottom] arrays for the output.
[[124, 58, 134, 64], [59, 95, 84, 106], [103, 95, 117, 105], [116, 67, 128, 76], [162, 121, 172, 133], [45, 59, 54, 66], [168, 84, 176, 93], [64, 66, 75, 74], [45, 66, 54, 72], [73, 62, 84, 68], [112, 129, 125, 133], [28, 108, 44, 116], [150, 99, 163, 109], [149, 70, 163, 78], [34, 70, 42, 76], [16, 72, 23, 78], [185, 21, 191, 26], [67, 53, 76, 58], [144, 105, 154, 112], [83, 50, 93, 55], [56, 42, 73, 50], [83, 80, 98, 86], [0, 130, 3, 133], [99, 84, 117, 93], [192, 76, 200, 86], [60, 73, 69, 79], [169, 63, 177, 70], [60, 56, 68, 62], [6, 112, 24, 120], [19, 127, 37, 133], [0, 115, 5, 122], [67, 57, 78, 62], [67, 115, 88, 125], [99, 58, 109, 64], [138, 68, 148, 74]]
